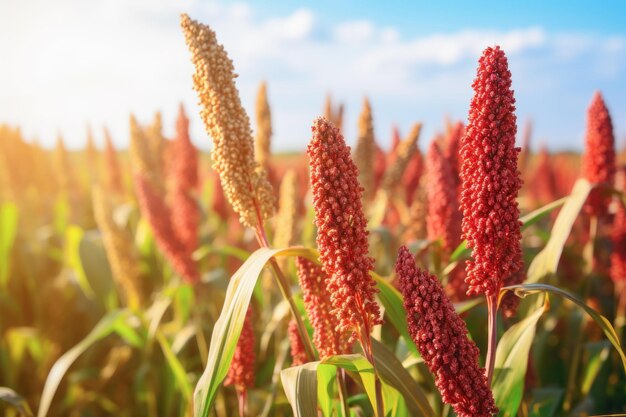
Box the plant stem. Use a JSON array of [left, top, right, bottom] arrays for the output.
[[485, 292, 498, 386], [255, 227, 317, 362], [616, 281, 626, 342], [237, 388, 247, 417], [337, 369, 350, 417]]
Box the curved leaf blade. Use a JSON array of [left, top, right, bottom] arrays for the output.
[[526, 179, 592, 283], [503, 283, 626, 373], [37, 309, 130, 417], [492, 298, 547, 417], [0, 386, 33, 416], [193, 246, 318, 417]]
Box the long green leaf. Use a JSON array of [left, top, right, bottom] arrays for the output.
[[528, 388, 563, 417], [371, 339, 435, 417], [492, 298, 547, 417], [503, 283, 626, 373], [65, 225, 95, 298], [526, 179, 592, 283], [519, 197, 567, 230], [37, 309, 131, 417], [193, 246, 317, 417], [581, 341, 610, 395], [0, 386, 33, 416], [0, 203, 18, 287], [373, 273, 420, 357], [156, 331, 193, 402]]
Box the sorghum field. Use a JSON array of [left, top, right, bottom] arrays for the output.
[[1, 12, 626, 417]]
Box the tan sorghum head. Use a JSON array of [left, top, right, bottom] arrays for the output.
[[354, 97, 376, 201], [382, 123, 422, 192], [92, 186, 145, 309], [129, 114, 164, 192], [254, 81, 272, 172], [180, 14, 274, 228], [273, 169, 298, 249]]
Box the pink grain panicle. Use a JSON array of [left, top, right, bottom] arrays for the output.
[[395, 246, 497, 417], [225, 308, 256, 390], [426, 140, 462, 254], [307, 117, 382, 339], [296, 257, 352, 359], [582, 91, 616, 217], [402, 149, 424, 204], [445, 121, 465, 188], [611, 167, 626, 284], [460, 45, 523, 297], [529, 146, 558, 205], [288, 319, 308, 366], [135, 174, 199, 283], [171, 104, 200, 254]]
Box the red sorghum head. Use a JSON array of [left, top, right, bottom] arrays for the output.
[[460, 45, 523, 296], [528, 146, 558, 206], [296, 257, 352, 358], [173, 104, 199, 190], [225, 308, 256, 390], [288, 319, 307, 366], [395, 246, 497, 417], [426, 140, 462, 254], [445, 121, 464, 187], [171, 104, 200, 255], [582, 91, 616, 217], [135, 174, 199, 283], [307, 117, 382, 339], [402, 150, 424, 204], [611, 167, 626, 284]]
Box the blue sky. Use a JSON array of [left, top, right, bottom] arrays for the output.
[[1, 0, 624, 152]]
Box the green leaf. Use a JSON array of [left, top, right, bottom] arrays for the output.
[[450, 241, 469, 262], [280, 362, 337, 417], [0, 386, 33, 416], [527, 388, 563, 417], [193, 246, 318, 417], [156, 331, 193, 402], [526, 179, 592, 283], [0, 203, 18, 287], [65, 225, 95, 298], [373, 273, 419, 357], [519, 197, 567, 230], [192, 244, 250, 262], [371, 339, 434, 417], [581, 341, 610, 395], [37, 309, 131, 417], [492, 298, 547, 417], [503, 283, 626, 373]]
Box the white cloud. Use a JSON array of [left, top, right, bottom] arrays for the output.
[[0, 0, 623, 152], [334, 20, 376, 43]]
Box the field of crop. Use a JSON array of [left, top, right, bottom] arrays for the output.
[[1, 12, 625, 417]]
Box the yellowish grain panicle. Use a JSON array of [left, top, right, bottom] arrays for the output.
[[129, 114, 164, 192], [255, 81, 272, 172], [382, 123, 422, 192], [354, 98, 376, 201], [92, 186, 145, 309], [180, 14, 274, 228], [274, 170, 298, 249]]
